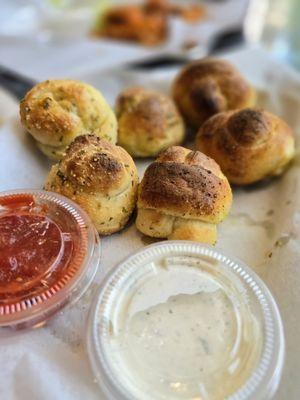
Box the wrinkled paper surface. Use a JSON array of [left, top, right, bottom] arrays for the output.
[[0, 48, 299, 399]]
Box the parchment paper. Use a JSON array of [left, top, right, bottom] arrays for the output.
[[0, 47, 299, 400]]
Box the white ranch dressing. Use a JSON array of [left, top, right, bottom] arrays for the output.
[[106, 257, 262, 400]]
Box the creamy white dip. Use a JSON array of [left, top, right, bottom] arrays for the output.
[[105, 257, 262, 400]]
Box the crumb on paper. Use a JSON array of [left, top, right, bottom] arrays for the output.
[[275, 234, 292, 247], [182, 39, 198, 51]]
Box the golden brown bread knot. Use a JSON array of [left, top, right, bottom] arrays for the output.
[[116, 87, 185, 157], [172, 58, 255, 129], [136, 146, 232, 244], [196, 108, 295, 185], [45, 134, 138, 235], [20, 79, 117, 160]]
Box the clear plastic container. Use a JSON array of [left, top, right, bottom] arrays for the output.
[[87, 241, 284, 400], [0, 189, 101, 333]]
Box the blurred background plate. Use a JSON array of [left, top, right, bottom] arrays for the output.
[[0, 0, 249, 80]]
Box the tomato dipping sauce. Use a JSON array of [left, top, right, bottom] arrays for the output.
[[0, 190, 100, 332]]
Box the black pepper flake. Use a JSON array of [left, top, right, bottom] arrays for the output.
[[43, 98, 52, 109], [57, 170, 67, 184]]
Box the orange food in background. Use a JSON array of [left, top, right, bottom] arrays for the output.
[[94, 0, 205, 46], [176, 4, 206, 22], [96, 5, 167, 46]]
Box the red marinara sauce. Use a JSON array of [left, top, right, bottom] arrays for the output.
[[0, 191, 100, 330]]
